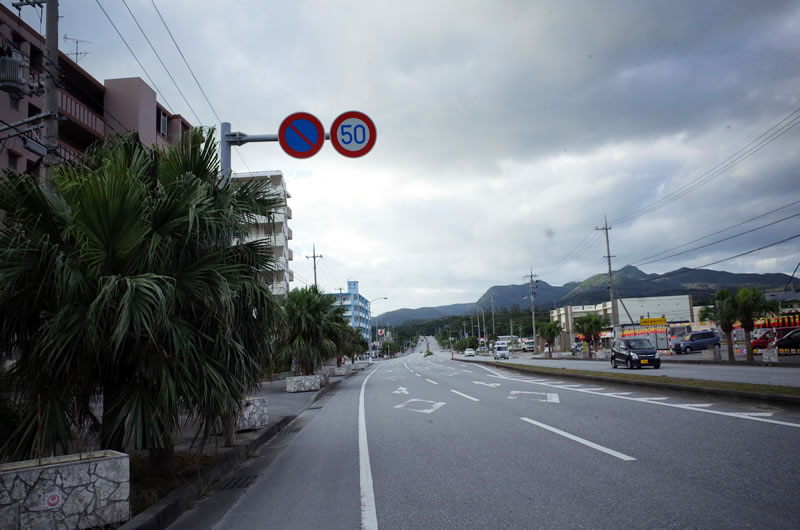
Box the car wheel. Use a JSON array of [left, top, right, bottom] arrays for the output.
[[654, 363, 661, 369], [611, 357, 617, 368], [627, 358, 633, 370], [684, 347, 692, 355]]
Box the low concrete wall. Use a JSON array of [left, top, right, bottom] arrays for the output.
[[0, 450, 129, 529], [286, 375, 321, 393], [329, 365, 352, 376], [236, 397, 269, 432]]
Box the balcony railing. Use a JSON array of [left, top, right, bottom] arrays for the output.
[[59, 90, 104, 137]]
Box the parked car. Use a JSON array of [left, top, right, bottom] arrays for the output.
[[464, 348, 476, 357], [611, 338, 660, 369], [672, 330, 720, 355], [751, 330, 775, 350], [772, 329, 800, 351], [522, 339, 536, 352]]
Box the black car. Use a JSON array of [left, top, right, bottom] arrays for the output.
[[611, 338, 661, 369], [773, 329, 800, 352]]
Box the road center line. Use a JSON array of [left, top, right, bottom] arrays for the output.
[[450, 389, 480, 401], [520, 417, 636, 461], [425, 378, 439, 385], [359, 366, 380, 530]]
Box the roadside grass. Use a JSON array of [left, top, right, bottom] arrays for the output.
[[130, 453, 220, 516], [497, 362, 800, 397]]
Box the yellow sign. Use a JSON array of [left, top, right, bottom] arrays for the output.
[[640, 317, 667, 326]]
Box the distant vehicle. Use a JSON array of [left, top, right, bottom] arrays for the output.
[[611, 338, 660, 369], [673, 331, 720, 355], [478, 346, 488, 353], [464, 348, 476, 357], [522, 339, 536, 352], [752, 330, 775, 350], [494, 341, 509, 360], [668, 324, 692, 350], [772, 329, 800, 351]]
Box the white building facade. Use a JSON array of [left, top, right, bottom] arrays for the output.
[[233, 170, 293, 297]]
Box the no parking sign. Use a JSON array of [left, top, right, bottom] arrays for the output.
[[278, 112, 325, 159]]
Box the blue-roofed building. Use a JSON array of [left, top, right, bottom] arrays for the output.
[[333, 281, 371, 342]]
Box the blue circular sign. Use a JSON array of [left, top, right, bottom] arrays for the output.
[[278, 112, 325, 158]]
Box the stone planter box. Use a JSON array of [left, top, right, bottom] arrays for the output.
[[317, 372, 330, 387], [762, 348, 779, 363], [286, 375, 321, 393], [701, 349, 717, 361], [329, 365, 351, 377], [0, 450, 129, 529], [236, 397, 269, 432]]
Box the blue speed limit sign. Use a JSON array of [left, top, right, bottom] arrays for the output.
[[330, 111, 376, 158]]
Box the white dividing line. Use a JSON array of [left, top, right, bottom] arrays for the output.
[[520, 417, 636, 461], [415, 373, 422, 377], [450, 389, 480, 402], [425, 378, 439, 385], [358, 366, 380, 529], [635, 397, 669, 401], [461, 369, 473, 373]]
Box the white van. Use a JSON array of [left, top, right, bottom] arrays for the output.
[[494, 341, 509, 360]]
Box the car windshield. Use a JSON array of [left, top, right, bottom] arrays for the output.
[[626, 339, 653, 349]]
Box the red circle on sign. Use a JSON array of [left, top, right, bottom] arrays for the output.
[[330, 111, 376, 158], [278, 112, 325, 159], [47, 494, 61, 507]]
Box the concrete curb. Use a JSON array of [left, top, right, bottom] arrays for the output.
[[453, 358, 800, 408], [122, 375, 349, 530], [526, 354, 800, 368]]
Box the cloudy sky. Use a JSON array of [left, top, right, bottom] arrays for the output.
[[16, 0, 800, 313]]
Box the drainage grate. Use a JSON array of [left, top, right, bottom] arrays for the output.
[[217, 474, 258, 490], [282, 427, 302, 434]]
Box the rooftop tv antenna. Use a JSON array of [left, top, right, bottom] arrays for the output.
[[63, 34, 91, 64]]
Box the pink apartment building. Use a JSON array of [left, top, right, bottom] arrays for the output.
[[0, 4, 191, 176]]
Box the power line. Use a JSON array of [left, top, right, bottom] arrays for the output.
[[613, 106, 800, 225], [148, 0, 252, 172], [614, 232, 800, 289], [120, 0, 203, 125], [93, 0, 174, 114]]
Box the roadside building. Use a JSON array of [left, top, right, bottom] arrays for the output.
[[0, 4, 191, 176], [233, 170, 294, 297], [332, 281, 371, 342]]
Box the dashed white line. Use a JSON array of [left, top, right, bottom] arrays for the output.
[[450, 390, 480, 402], [520, 417, 636, 461], [425, 378, 439, 385], [415, 373, 422, 377]]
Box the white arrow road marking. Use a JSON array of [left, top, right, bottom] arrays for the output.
[[425, 379, 438, 385], [450, 390, 480, 402], [394, 399, 446, 414], [546, 393, 560, 403], [393, 387, 409, 395], [473, 381, 502, 388], [521, 417, 636, 461]]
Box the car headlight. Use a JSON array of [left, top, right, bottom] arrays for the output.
[[655, 352, 660, 359], [630, 353, 639, 359]]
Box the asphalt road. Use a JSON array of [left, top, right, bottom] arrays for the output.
[[171, 337, 800, 529], [474, 355, 800, 387]]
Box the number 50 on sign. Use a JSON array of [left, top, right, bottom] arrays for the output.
[[330, 111, 376, 158]]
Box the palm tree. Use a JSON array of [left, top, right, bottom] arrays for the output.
[[573, 313, 609, 359], [699, 289, 738, 361], [280, 285, 350, 375], [537, 321, 562, 358], [735, 287, 779, 362], [0, 130, 285, 469]]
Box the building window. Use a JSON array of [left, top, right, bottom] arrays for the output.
[[7, 151, 20, 171], [156, 109, 168, 136]]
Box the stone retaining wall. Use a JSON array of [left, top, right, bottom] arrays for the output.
[[286, 375, 321, 393], [0, 450, 129, 529]]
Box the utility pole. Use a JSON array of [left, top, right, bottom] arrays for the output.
[[490, 296, 496, 338], [305, 243, 323, 288], [524, 269, 538, 351], [470, 311, 474, 338], [337, 287, 343, 305], [596, 216, 619, 334], [462, 321, 467, 339], [510, 318, 513, 337]]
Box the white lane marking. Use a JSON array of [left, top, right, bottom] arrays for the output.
[[425, 378, 439, 385], [443, 372, 460, 377], [393, 387, 408, 395], [359, 366, 380, 529], [461, 369, 473, 373], [556, 384, 584, 388], [475, 364, 800, 429], [394, 399, 446, 414], [734, 412, 774, 417], [415, 373, 422, 377], [683, 404, 713, 408], [520, 417, 636, 461], [473, 381, 502, 388], [547, 393, 560, 403], [450, 390, 480, 402], [581, 387, 607, 391], [634, 397, 669, 401], [508, 390, 560, 403]]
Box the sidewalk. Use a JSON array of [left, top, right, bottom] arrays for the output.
[[123, 367, 362, 529]]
